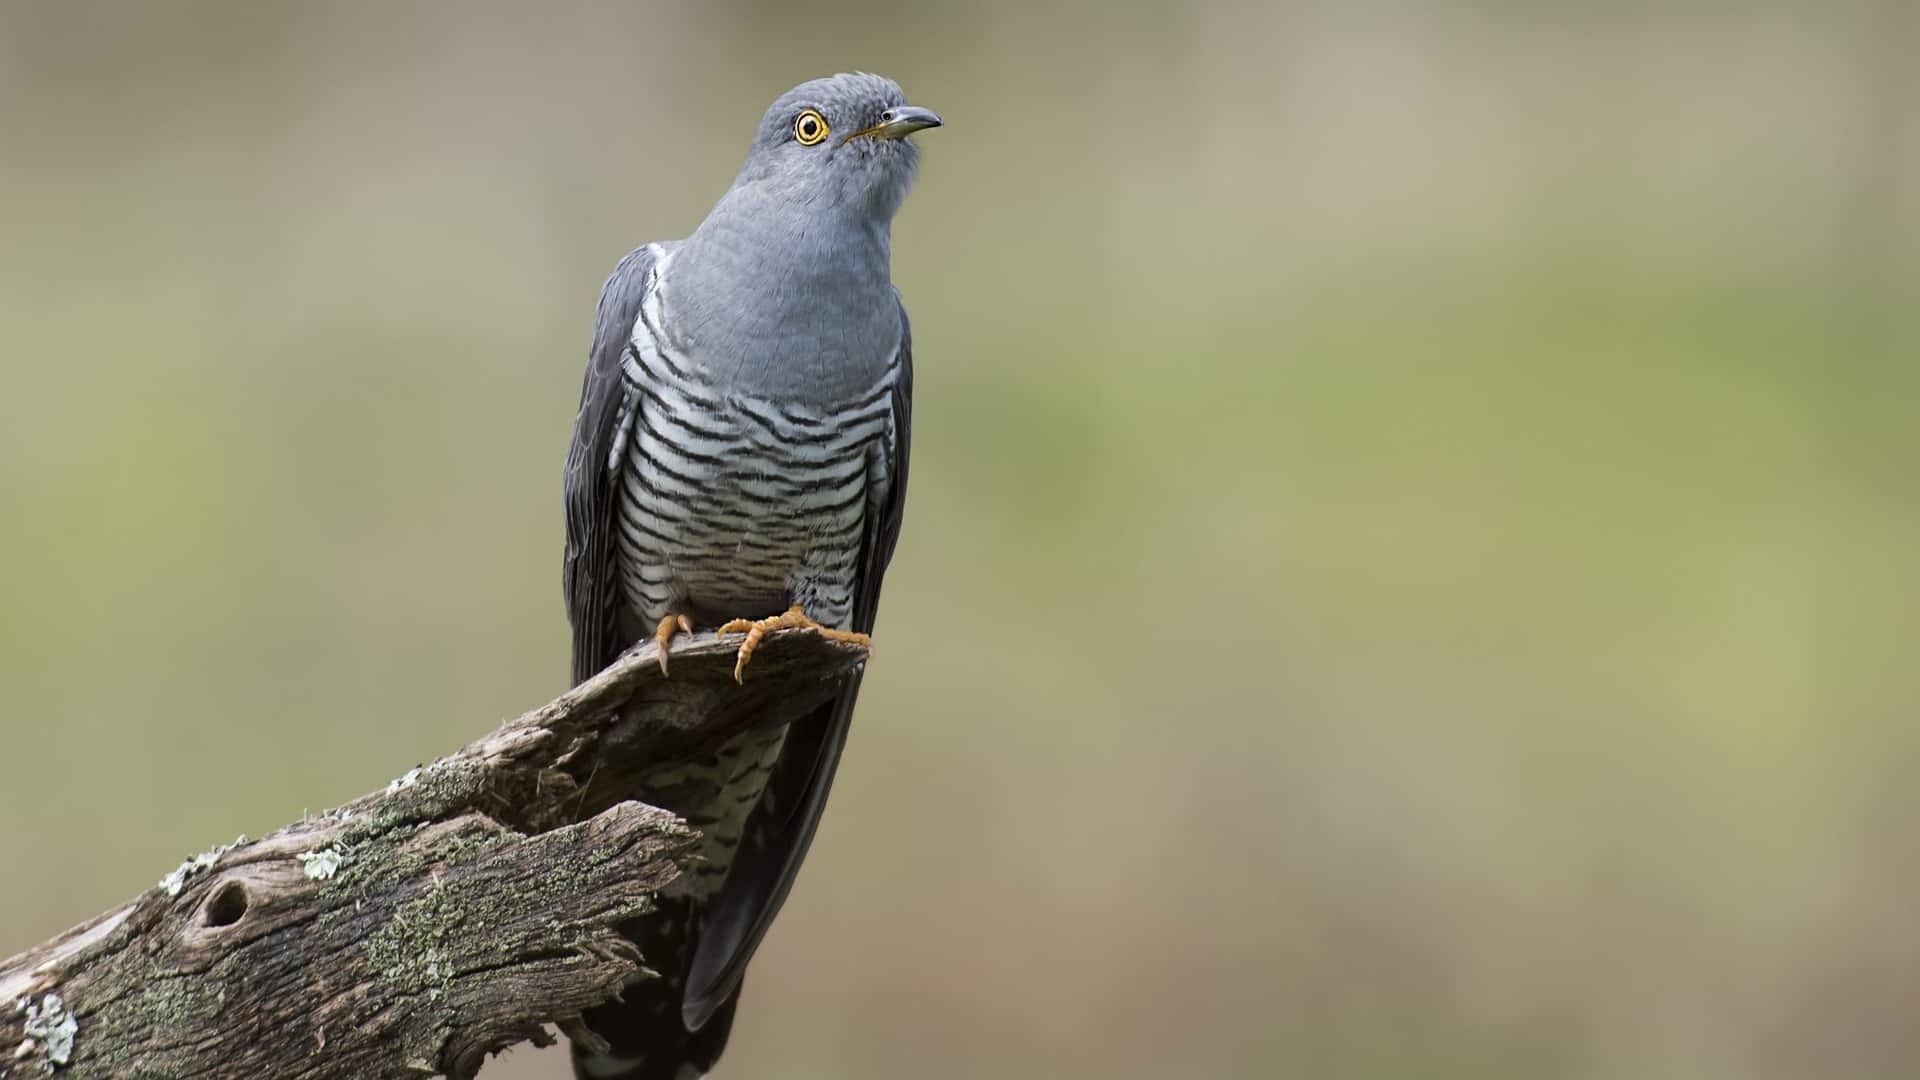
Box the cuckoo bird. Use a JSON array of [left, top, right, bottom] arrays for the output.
[[561, 73, 937, 1080]]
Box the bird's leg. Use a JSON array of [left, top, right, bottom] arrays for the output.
[[714, 605, 871, 683], [651, 613, 694, 676]]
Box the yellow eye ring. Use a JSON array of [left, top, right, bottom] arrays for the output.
[[793, 109, 829, 146]]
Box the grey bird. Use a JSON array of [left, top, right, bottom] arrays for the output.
[[561, 73, 937, 1080]]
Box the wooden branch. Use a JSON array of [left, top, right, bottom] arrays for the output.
[[0, 631, 867, 1079]]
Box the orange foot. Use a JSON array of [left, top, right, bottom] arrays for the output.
[[651, 613, 693, 676], [714, 605, 871, 683]]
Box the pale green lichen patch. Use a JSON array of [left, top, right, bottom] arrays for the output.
[[364, 886, 452, 999], [158, 835, 250, 897], [362, 830, 511, 999], [17, 992, 77, 1069], [407, 760, 487, 811], [64, 970, 221, 1078], [297, 847, 345, 881], [346, 760, 491, 846], [125, 974, 219, 1062], [360, 820, 658, 1015]]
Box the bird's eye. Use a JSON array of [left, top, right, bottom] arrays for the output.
[[793, 109, 829, 146]]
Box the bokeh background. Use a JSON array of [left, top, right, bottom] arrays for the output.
[[3, 2, 1917, 1077]]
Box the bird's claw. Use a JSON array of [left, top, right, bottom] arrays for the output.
[[652, 614, 693, 676], [715, 605, 871, 683]]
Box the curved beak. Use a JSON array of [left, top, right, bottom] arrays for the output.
[[848, 105, 943, 142]]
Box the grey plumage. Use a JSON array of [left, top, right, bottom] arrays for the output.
[[562, 73, 934, 1080]]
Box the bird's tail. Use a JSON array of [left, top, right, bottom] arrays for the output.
[[570, 896, 740, 1080]]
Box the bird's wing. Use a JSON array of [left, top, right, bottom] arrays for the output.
[[682, 298, 915, 1028], [564, 243, 662, 684]]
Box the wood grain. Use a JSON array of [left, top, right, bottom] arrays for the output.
[[0, 631, 867, 1079]]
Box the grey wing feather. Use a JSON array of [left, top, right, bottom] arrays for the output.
[[564, 244, 661, 685], [681, 299, 914, 1028], [858, 296, 914, 628]]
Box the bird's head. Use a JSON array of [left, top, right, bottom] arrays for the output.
[[732, 73, 941, 222]]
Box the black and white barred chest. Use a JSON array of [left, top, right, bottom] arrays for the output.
[[608, 257, 900, 637]]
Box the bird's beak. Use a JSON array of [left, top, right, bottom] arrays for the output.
[[846, 105, 943, 142]]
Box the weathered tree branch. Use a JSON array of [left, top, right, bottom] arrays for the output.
[[0, 631, 867, 1079]]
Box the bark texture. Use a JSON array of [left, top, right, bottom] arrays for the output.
[[0, 631, 867, 1079]]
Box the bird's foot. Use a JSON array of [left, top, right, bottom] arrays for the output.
[[651, 614, 693, 676], [714, 605, 870, 683]]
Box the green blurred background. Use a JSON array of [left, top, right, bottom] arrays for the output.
[[3, 2, 1917, 1077]]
